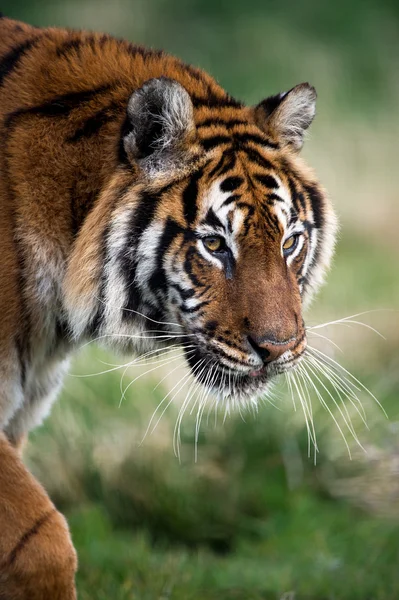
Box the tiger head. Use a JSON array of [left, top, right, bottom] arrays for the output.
[[65, 77, 337, 405]]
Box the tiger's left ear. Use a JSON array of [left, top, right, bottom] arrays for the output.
[[253, 83, 317, 151], [121, 77, 197, 177]]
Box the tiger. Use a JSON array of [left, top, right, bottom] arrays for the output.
[[0, 13, 337, 599]]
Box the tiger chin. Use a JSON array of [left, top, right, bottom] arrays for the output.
[[0, 14, 337, 599]]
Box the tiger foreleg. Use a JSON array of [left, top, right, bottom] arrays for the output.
[[0, 433, 77, 600]]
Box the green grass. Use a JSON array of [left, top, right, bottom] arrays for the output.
[[69, 499, 399, 600]]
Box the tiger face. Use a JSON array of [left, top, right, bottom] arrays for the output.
[[66, 78, 337, 405]]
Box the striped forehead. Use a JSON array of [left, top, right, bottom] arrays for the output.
[[269, 174, 294, 230], [198, 178, 244, 238], [197, 173, 295, 236]]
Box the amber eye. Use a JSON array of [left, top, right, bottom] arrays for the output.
[[282, 234, 300, 256], [203, 236, 226, 253]]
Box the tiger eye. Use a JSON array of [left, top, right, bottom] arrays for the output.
[[282, 234, 300, 257], [203, 236, 223, 252], [283, 236, 296, 251]]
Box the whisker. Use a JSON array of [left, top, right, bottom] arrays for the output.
[[173, 361, 208, 460], [305, 350, 368, 425], [307, 346, 388, 418], [142, 357, 206, 447], [307, 309, 391, 339], [304, 355, 368, 446], [119, 350, 195, 408], [296, 367, 318, 463], [299, 364, 353, 458], [80, 331, 195, 350], [289, 370, 317, 458], [71, 344, 193, 378], [306, 330, 343, 352], [95, 295, 183, 328]]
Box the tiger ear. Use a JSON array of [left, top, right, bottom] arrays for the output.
[[254, 83, 317, 151], [121, 77, 197, 176]]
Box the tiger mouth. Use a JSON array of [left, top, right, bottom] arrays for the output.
[[183, 338, 306, 399]]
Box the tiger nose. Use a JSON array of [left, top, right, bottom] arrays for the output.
[[247, 335, 297, 363]]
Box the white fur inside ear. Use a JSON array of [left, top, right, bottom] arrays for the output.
[[267, 83, 317, 151], [156, 83, 194, 150], [124, 78, 194, 162]]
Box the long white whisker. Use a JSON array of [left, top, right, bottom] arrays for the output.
[[306, 330, 343, 352], [305, 350, 368, 425], [305, 355, 368, 441], [300, 364, 352, 458], [95, 295, 183, 328], [71, 345, 194, 378], [173, 360, 207, 460], [308, 346, 388, 418], [307, 309, 390, 339], [290, 370, 317, 457], [296, 366, 318, 463], [142, 357, 206, 446], [120, 351, 195, 408]]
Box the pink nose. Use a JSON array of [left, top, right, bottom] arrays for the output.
[[247, 335, 297, 363]]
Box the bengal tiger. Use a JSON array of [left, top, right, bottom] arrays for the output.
[[0, 13, 337, 599]]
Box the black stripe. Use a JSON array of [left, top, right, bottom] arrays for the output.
[[56, 37, 84, 57], [204, 207, 224, 229], [127, 43, 164, 61], [197, 118, 248, 129], [67, 100, 120, 142], [266, 193, 285, 203], [208, 151, 236, 179], [15, 334, 26, 390], [182, 168, 204, 226], [207, 153, 227, 179], [180, 299, 210, 314], [6, 510, 55, 567], [171, 283, 195, 301], [254, 174, 278, 189], [148, 217, 184, 296], [234, 132, 279, 149], [220, 176, 243, 192], [55, 34, 98, 58], [0, 37, 39, 88], [0, 12, 5, 18], [221, 194, 240, 207], [305, 183, 324, 228], [88, 180, 133, 334], [218, 153, 237, 176], [242, 147, 274, 170], [286, 175, 306, 213], [200, 135, 231, 151], [191, 94, 243, 109], [121, 191, 163, 316], [5, 83, 115, 125]]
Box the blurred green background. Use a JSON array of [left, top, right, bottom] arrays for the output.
[[3, 1, 399, 598]]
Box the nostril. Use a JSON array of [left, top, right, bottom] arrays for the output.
[[247, 334, 297, 363], [247, 336, 271, 363]]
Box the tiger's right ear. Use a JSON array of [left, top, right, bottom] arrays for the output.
[[120, 77, 197, 177], [254, 83, 317, 151]]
